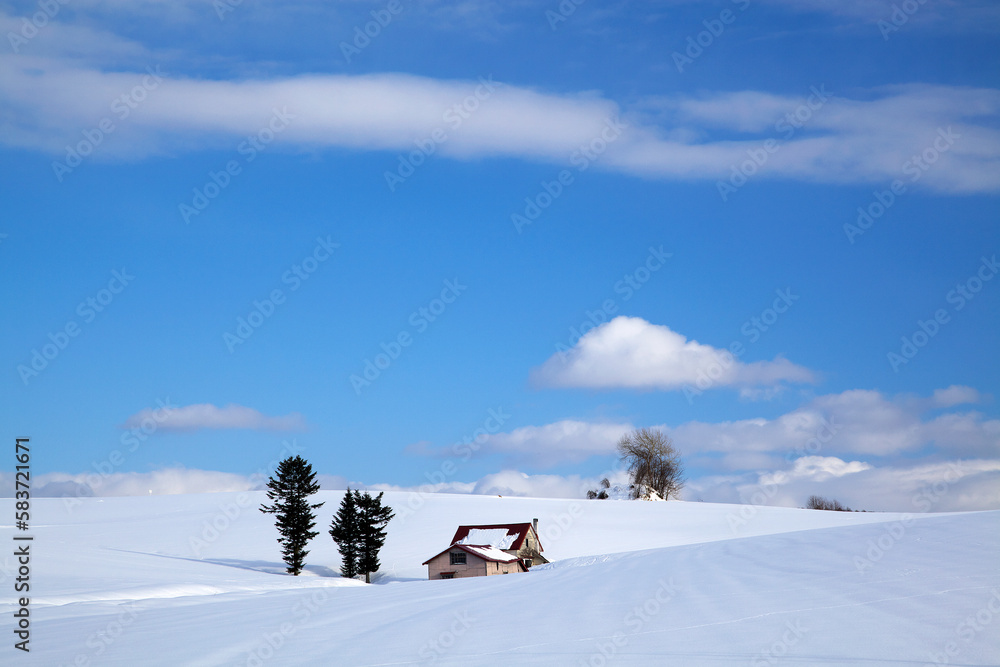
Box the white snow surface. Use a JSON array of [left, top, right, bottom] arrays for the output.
[[456, 528, 517, 549], [2, 491, 998, 665]]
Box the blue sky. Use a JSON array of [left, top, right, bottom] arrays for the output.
[[1, 0, 998, 511]]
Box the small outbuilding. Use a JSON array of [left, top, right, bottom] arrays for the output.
[[422, 519, 548, 580]]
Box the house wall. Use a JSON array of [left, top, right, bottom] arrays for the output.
[[485, 560, 521, 576], [511, 530, 548, 565], [426, 552, 525, 579], [426, 551, 487, 580]]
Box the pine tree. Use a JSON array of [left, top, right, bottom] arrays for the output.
[[329, 488, 361, 579], [259, 455, 324, 576], [355, 490, 395, 584]]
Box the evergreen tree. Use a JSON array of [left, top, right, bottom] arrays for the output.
[[355, 490, 395, 584], [259, 455, 324, 576], [328, 488, 361, 578]]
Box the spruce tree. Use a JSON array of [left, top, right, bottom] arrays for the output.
[[259, 455, 324, 576], [329, 488, 361, 578], [355, 490, 395, 584]]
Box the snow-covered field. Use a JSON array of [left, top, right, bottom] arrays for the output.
[[3, 491, 999, 665]]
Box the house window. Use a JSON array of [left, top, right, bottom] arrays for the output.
[[440, 573, 454, 579], [450, 552, 466, 565], [523, 558, 533, 568]]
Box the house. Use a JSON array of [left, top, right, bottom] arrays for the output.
[[422, 519, 548, 580], [422, 544, 527, 579]]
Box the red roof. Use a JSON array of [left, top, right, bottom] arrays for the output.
[[449, 523, 542, 552], [421, 544, 527, 568]]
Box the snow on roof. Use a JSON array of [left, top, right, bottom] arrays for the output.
[[421, 543, 524, 565], [450, 523, 541, 552], [459, 545, 521, 563], [456, 528, 516, 550]]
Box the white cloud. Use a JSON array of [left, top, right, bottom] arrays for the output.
[[689, 457, 1000, 512], [0, 12, 148, 62], [531, 317, 815, 392], [420, 388, 999, 470], [368, 480, 478, 496], [1, 468, 256, 498], [674, 388, 1000, 468], [373, 468, 632, 500], [931, 385, 982, 408], [474, 420, 631, 466], [0, 467, 350, 498], [406, 420, 631, 467], [760, 0, 1000, 30], [0, 54, 997, 192], [470, 469, 631, 498], [759, 455, 872, 485], [121, 403, 306, 433], [8, 455, 998, 511]]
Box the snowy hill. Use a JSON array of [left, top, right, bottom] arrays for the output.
[[3, 492, 998, 665]]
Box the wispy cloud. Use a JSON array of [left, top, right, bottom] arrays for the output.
[[409, 420, 633, 466], [531, 317, 816, 393], [121, 403, 306, 433], [931, 384, 983, 408], [1, 52, 998, 192], [673, 387, 998, 472], [410, 387, 998, 472]]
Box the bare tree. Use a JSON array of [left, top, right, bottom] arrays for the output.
[[806, 495, 851, 512], [616, 428, 685, 500]]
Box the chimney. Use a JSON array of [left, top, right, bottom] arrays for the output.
[[532, 518, 538, 534]]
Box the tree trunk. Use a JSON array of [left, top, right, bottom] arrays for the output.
[[365, 571, 370, 584]]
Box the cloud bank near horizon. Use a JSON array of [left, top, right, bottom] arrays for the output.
[[5, 457, 998, 512]]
